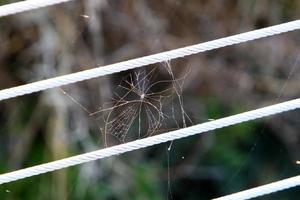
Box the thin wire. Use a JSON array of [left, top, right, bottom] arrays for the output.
[[0, 20, 300, 101], [213, 175, 300, 200], [0, 98, 299, 185], [0, 0, 74, 17]]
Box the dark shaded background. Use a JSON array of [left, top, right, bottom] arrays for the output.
[[0, 0, 299, 199]]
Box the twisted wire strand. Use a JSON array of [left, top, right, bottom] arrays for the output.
[[0, 98, 299, 185], [0, 0, 73, 17], [213, 175, 300, 200], [0, 20, 300, 101]]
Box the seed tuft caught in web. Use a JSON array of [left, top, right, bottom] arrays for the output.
[[61, 62, 192, 146]]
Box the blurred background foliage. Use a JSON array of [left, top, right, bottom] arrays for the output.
[[0, 0, 300, 199]]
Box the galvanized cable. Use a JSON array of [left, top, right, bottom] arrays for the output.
[[213, 175, 300, 200], [0, 98, 299, 185], [0, 0, 74, 17], [0, 20, 300, 101]]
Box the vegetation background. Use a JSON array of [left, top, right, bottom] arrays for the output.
[[0, 0, 299, 199]]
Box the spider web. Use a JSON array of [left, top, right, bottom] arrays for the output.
[[61, 62, 191, 146], [90, 63, 191, 145]]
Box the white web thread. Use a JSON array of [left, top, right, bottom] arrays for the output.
[[213, 175, 300, 200], [0, 20, 300, 101], [0, 98, 299, 185], [0, 0, 74, 17]]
